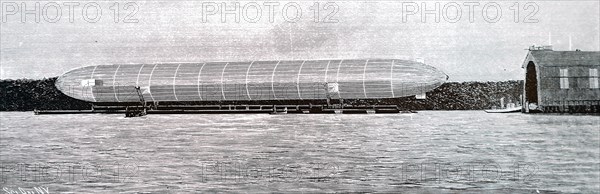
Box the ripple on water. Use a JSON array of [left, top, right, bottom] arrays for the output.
[[0, 111, 598, 193]]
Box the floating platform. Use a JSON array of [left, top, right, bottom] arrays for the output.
[[34, 104, 413, 115]]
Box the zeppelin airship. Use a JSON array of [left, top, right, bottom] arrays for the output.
[[55, 59, 448, 103]]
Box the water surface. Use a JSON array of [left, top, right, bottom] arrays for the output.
[[1, 111, 598, 193]]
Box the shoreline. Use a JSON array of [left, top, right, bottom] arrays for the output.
[[1, 78, 523, 111]]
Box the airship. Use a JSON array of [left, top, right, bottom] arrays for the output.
[[55, 59, 448, 103]]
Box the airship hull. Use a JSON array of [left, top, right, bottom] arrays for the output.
[[55, 59, 447, 103]]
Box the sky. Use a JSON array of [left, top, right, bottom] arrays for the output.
[[1, 0, 599, 81]]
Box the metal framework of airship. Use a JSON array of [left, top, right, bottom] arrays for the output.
[[55, 59, 448, 103]]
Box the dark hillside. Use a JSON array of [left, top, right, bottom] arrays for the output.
[[0, 78, 522, 111]]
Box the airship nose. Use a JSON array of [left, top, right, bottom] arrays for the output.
[[55, 69, 77, 98], [431, 66, 448, 83], [55, 74, 66, 91], [389, 60, 447, 97], [54, 66, 97, 102]]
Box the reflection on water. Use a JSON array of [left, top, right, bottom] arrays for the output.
[[0, 111, 598, 193]]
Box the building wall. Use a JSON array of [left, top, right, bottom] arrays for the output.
[[539, 66, 600, 107]]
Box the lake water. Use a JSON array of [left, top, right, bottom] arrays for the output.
[[1, 111, 598, 193]]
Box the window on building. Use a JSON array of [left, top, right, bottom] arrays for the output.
[[590, 68, 599, 89], [559, 68, 569, 89]]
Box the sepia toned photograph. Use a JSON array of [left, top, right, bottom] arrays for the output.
[[1, 0, 599, 193]]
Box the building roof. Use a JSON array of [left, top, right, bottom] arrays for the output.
[[522, 50, 600, 68]]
